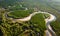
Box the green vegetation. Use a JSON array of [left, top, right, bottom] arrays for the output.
[[8, 10, 33, 19], [29, 13, 46, 36], [43, 14, 50, 19], [0, 10, 46, 36], [51, 20, 60, 36], [0, 0, 60, 36], [47, 2, 60, 11], [0, 0, 22, 8]]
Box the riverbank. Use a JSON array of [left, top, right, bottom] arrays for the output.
[[5, 11, 56, 36]]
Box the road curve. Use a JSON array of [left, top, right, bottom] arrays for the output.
[[5, 11, 56, 36]]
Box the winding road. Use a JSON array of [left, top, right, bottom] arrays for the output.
[[5, 11, 56, 36]]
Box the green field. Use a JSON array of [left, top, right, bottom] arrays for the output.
[[8, 10, 33, 19]]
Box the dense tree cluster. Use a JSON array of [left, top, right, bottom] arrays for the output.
[[0, 10, 46, 36]]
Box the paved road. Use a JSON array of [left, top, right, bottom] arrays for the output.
[[5, 11, 56, 36]]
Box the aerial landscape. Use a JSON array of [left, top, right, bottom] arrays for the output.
[[0, 0, 60, 36]]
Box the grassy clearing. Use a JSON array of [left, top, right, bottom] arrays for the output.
[[8, 10, 33, 19]]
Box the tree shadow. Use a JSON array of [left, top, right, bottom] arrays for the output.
[[0, 29, 3, 36]]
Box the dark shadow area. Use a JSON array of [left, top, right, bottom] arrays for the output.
[[0, 29, 3, 36]]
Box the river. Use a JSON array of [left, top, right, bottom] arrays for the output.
[[5, 11, 56, 36]]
